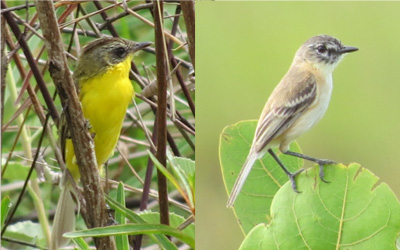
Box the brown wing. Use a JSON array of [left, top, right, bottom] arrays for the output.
[[254, 73, 317, 153]]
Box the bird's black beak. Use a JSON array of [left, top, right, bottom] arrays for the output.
[[339, 46, 358, 54], [132, 41, 152, 52]]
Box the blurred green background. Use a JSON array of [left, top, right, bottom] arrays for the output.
[[197, 2, 400, 250]]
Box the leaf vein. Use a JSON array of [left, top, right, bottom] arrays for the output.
[[335, 168, 349, 249], [293, 196, 311, 250]]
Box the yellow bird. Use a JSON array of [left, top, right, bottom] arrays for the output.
[[51, 37, 151, 249]]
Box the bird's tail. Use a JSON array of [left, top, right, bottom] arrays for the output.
[[226, 152, 258, 208], [50, 174, 76, 250]]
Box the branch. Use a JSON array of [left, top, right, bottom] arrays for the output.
[[167, 5, 195, 116], [97, 2, 154, 31], [1, 14, 7, 123], [34, 1, 115, 249], [154, 0, 169, 226], [180, 0, 195, 69]]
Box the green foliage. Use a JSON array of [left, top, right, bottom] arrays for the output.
[[220, 120, 303, 234], [240, 164, 400, 250], [2, 161, 37, 181], [71, 237, 90, 250], [220, 120, 400, 249], [150, 152, 195, 210], [168, 154, 196, 208], [3, 221, 46, 248], [64, 223, 195, 249], [1, 196, 11, 228], [115, 182, 129, 250], [139, 211, 195, 240], [105, 195, 179, 250]]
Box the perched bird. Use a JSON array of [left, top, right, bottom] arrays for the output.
[[227, 35, 358, 208], [51, 37, 151, 249]]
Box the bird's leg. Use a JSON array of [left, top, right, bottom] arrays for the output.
[[268, 149, 304, 193], [284, 151, 336, 183]]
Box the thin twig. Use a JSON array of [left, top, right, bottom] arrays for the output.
[[180, 0, 195, 69], [136, 94, 195, 136], [139, 122, 157, 210], [93, 0, 119, 36], [97, 2, 154, 31], [125, 5, 183, 47], [0, 2, 36, 14], [1, 14, 8, 124], [10, 12, 44, 40], [1, 237, 45, 250], [132, 98, 156, 151], [77, 3, 102, 38], [59, 2, 122, 29], [167, 5, 195, 117], [116, 145, 144, 185]]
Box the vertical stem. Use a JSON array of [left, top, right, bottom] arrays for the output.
[[154, 0, 169, 226], [1, 14, 7, 123], [134, 119, 157, 250], [167, 5, 195, 117], [93, 1, 118, 37], [180, 0, 195, 69]]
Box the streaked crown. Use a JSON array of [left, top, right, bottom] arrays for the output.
[[295, 35, 358, 72]]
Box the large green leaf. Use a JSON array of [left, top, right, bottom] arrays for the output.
[[220, 120, 303, 234], [240, 163, 400, 250]]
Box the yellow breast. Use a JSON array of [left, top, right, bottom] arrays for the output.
[[66, 56, 134, 179]]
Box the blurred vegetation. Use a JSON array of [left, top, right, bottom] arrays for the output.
[[1, 0, 194, 249], [197, 2, 400, 250]]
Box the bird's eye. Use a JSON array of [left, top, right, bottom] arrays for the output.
[[114, 47, 126, 58], [316, 45, 327, 54]]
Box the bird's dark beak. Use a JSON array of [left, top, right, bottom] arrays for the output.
[[339, 46, 358, 54], [132, 41, 152, 52]]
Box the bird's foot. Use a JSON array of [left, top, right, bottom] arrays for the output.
[[288, 168, 305, 193]]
